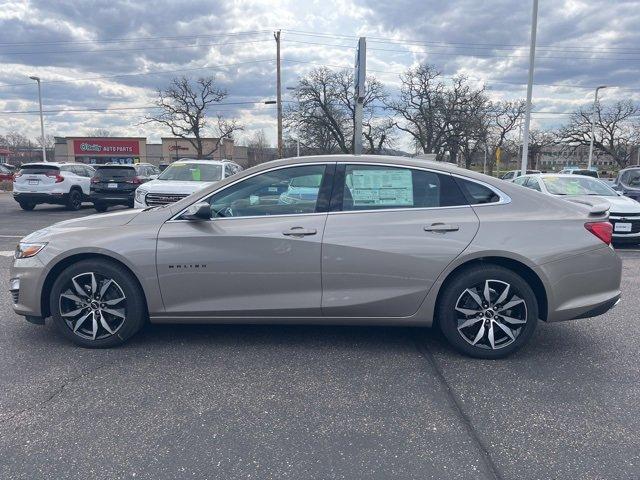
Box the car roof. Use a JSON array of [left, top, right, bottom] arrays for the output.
[[21, 162, 87, 167], [174, 158, 237, 165]]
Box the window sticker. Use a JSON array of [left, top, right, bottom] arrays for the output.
[[349, 169, 414, 206]]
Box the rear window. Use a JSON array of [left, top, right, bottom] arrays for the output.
[[95, 166, 136, 178], [18, 164, 60, 175], [455, 178, 501, 204]]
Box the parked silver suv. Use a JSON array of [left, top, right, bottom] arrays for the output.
[[9, 155, 622, 358]]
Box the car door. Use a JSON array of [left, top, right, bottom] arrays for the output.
[[321, 163, 480, 317], [156, 163, 334, 317]]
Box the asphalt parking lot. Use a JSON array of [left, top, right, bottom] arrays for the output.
[[0, 192, 639, 480]]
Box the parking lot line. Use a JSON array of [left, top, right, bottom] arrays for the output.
[[0, 251, 14, 257]]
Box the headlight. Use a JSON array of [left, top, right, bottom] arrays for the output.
[[135, 188, 147, 204], [15, 242, 47, 259]]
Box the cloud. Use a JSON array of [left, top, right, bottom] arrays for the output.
[[0, 0, 638, 148]]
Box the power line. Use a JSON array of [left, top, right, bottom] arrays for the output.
[[283, 29, 640, 54], [0, 30, 272, 47], [0, 38, 272, 56], [0, 100, 279, 115], [285, 38, 640, 62], [0, 58, 276, 89]]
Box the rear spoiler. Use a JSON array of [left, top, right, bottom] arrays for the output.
[[564, 198, 610, 216]]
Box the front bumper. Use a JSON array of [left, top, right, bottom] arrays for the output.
[[9, 255, 47, 318], [540, 245, 622, 322]]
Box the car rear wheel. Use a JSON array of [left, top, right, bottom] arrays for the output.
[[66, 189, 82, 211], [19, 201, 36, 211], [437, 265, 538, 359], [93, 202, 108, 212], [49, 259, 146, 348]]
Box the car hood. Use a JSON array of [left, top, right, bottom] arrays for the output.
[[139, 179, 216, 195], [564, 194, 640, 214], [20, 209, 142, 243]]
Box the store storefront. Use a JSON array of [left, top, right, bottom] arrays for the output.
[[57, 137, 147, 165]]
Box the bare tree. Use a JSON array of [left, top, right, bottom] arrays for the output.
[[144, 76, 242, 159], [486, 100, 526, 175], [88, 128, 113, 137], [246, 129, 273, 166], [559, 100, 639, 168], [387, 64, 447, 158], [527, 129, 557, 169], [285, 67, 393, 154]]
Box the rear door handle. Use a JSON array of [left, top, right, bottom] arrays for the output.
[[424, 223, 460, 233], [282, 227, 317, 237]]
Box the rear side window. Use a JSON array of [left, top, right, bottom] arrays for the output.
[[95, 167, 136, 178], [339, 165, 468, 211], [524, 177, 541, 191], [455, 178, 501, 204], [18, 165, 60, 175]]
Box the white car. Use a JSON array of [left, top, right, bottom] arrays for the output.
[[515, 173, 640, 244], [13, 162, 95, 211], [500, 169, 541, 181], [134, 160, 242, 208]]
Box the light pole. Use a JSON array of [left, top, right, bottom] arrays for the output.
[[29, 76, 47, 162], [587, 85, 607, 170], [520, 0, 538, 176]]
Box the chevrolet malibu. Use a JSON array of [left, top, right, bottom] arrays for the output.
[[9, 155, 622, 358]]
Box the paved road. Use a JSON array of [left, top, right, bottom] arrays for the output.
[[0, 193, 639, 479]]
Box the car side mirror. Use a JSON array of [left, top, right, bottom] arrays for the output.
[[182, 201, 211, 221]]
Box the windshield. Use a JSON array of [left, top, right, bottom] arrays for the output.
[[19, 164, 60, 175], [158, 162, 222, 182], [542, 176, 617, 196], [623, 170, 640, 188]]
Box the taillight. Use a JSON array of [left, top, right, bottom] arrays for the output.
[[45, 171, 64, 183], [91, 176, 99, 184], [585, 221, 613, 245], [127, 176, 143, 184]]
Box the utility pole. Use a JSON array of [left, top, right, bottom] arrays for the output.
[[29, 76, 47, 162], [520, 0, 538, 175], [588, 85, 607, 170], [274, 30, 283, 158], [353, 37, 366, 155]]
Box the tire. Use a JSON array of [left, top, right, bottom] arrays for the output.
[[19, 201, 36, 211], [436, 264, 538, 359], [49, 259, 146, 348], [94, 202, 108, 213], [66, 189, 82, 210]]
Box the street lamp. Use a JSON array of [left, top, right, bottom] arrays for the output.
[[587, 85, 607, 170], [29, 76, 47, 162]]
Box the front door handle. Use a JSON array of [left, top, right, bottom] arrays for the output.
[[283, 227, 317, 237], [424, 223, 460, 233]]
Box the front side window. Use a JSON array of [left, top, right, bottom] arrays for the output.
[[340, 165, 467, 211], [207, 164, 327, 218]]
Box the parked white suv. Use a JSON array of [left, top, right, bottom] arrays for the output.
[[13, 162, 95, 211], [134, 159, 242, 208]]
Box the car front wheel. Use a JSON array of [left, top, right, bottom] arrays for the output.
[[437, 265, 538, 359], [49, 259, 146, 348]]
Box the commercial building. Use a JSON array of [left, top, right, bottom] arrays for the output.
[[54, 136, 248, 167], [55, 137, 147, 165]]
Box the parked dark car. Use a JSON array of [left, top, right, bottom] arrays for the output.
[[0, 163, 14, 182], [612, 167, 640, 201], [90, 163, 159, 212]]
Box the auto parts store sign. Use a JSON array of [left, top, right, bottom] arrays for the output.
[[73, 139, 140, 155]]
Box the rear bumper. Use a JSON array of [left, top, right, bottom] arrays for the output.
[[13, 192, 69, 205], [540, 246, 622, 322], [90, 190, 134, 205]]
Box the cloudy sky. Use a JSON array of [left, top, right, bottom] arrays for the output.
[[0, 0, 638, 150]]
